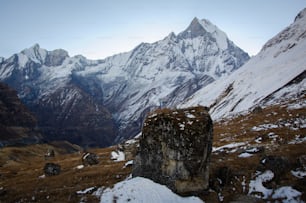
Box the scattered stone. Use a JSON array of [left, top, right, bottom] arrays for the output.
[[252, 106, 263, 114], [297, 155, 306, 170], [44, 149, 55, 159], [260, 156, 289, 181], [216, 166, 233, 187], [43, 163, 61, 176], [132, 106, 213, 195], [0, 187, 7, 197], [82, 152, 99, 166]]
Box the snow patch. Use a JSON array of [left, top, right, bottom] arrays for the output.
[[271, 186, 302, 202], [76, 187, 96, 195], [248, 170, 274, 199], [213, 142, 247, 152], [238, 152, 253, 158], [98, 177, 203, 203], [123, 160, 134, 168], [111, 151, 125, 162], [291, 169, 306, 179], [76, 165, 85, 170]]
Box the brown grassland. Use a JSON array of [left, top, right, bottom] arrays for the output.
[[0, 102, 305, 202]]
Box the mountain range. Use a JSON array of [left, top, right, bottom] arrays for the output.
[[0, 17, 249, 147], [1, 8, 305, 148]]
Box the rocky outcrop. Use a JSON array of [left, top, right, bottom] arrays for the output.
[[133, 106, 213, 195], [0, 82, 41, 147]]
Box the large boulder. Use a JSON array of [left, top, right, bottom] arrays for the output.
[[132, 106, 213, 195]]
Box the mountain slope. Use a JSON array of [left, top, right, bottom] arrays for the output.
[[0, 82, 42, 146], [180, 8, 306, 120], [0, 18, 249, 146]]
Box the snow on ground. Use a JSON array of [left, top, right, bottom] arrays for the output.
[[97, 177, 203, 203], [251, 124, 278, 131], [76, 187, 97, 195], [75, 165, 85, 170], [248, 170, 274, 199], [291, 169, 306, 179], [212, 142, 247, 153], [248, 170, 304, 201], [288, 135, 306, 144], [271, 186, 303, 202], [123, 160, 134, 168], [238, 152, 253, 158], [111, 151, 125, 162]]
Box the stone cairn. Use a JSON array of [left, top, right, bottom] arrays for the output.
[[132, 106, 213, 195]]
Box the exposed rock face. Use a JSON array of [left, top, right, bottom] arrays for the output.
[[133, 106, 213, 194], [0, 82, 41, 147]]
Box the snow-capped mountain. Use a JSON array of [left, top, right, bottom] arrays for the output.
[[74, 17, 249, 141], [0, 17, 249, 146], [180, 8, 306, 120]]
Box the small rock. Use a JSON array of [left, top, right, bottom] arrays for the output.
[[82, 152, 99, 166], [43, 163, 61, 176], [297, 155, 306, 170], [252, 106, 263, 114], [260, 156, 289, 181], [0, 187, 7, 196], [44, 149, 55, 160]]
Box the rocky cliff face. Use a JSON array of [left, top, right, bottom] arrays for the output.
[[133, 106, 213, 194], [0, 17, 249, 146], [0, 82, 41, 146]]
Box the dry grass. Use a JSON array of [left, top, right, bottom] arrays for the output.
[[208, 103, 306, 202], [0, 102, 305, 202], [0, 145, 132, 203]]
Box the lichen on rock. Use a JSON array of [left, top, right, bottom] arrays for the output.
[[132, 106, 213, 195]]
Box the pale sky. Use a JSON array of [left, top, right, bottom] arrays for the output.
[[0, 0, 305, 59]]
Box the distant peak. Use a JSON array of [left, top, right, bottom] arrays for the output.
[[167, 32, 177, 39], [32, 43, 40, 49], [191, 17, 200, 24], [179, 17, 207, 39]]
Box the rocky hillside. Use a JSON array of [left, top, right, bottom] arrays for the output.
[[0, 17, 249, 146], [0, 82, 41, 146]]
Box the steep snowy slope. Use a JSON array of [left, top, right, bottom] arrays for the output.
[[180, 8, 306, 120], [0, 18, 249, 146]]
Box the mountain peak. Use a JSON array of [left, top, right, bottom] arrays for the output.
[[19, 44, 47, 66], [294, 7, 306, 22], [179, 17, 207, 39]]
